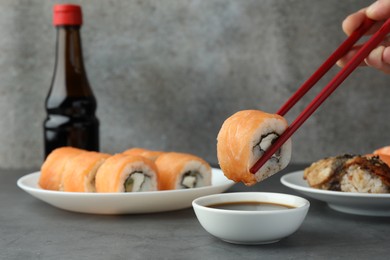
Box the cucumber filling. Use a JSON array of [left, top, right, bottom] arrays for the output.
[[181, 171, 202, 189], [253, 132, 281, 162], [124, 172, 151, 192]]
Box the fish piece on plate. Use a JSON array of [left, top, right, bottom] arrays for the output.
[[340, 156, 390, 193], [61, 151, 110, 192], [374, 146, 390, 156], [375, 154, 390, 167], [39, 147, 85, 191], [95, 154, 159, 192], [155, 152, 212, 190], [217, 110, 291, 186], [123, 147, 164, 161], [303, 154, 354, 188], [304, 155, 390, 193], [371, 146, 390, 167]]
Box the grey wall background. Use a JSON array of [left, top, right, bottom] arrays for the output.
[[0, 0, 388, 170]]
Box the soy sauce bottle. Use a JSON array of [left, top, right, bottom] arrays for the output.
[[44, 4, 99, 157]]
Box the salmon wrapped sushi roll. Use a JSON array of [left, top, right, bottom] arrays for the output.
[[374, 146, 390, 156], [123, 147, 164, 161], [95, 154, 159, 192], [61, 151, 110, 192], [39, 147, 85, 190], [217, 110, 291, 186], [155, 152, 212, 190], [372, 146, 390, 167], [375, 154, 390, 167]]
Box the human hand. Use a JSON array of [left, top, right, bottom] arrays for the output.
[[337, 0, 390, 74]]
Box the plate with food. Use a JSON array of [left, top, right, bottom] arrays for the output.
[[281, 154, 390, 216], [17, 147, 235, 214], [17, 168, 234, 214]]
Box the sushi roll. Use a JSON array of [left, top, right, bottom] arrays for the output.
[[304, 155, 390, 193], [303, 154, 355, 189], [39, 147, 85, 191], [95, 154, 159, 193], [339, 156, 390, 193], [155, 152, 212, 190], [61, 151, 110, 192], [123, 147, 164, 161], [374, 146, 390, 156], [374, 154, 390, 167], [217, 110, 291, 186], [372, 146, 390, 167]]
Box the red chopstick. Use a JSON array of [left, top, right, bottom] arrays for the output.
[[250, 17, 390, 174]]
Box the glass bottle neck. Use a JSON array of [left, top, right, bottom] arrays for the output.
[[50, 25, 93, 98], [54, 26, 86, 75]]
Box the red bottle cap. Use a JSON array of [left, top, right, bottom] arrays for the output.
[[53, 4, 83, 26]]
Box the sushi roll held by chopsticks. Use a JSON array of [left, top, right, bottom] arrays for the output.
[[217, 110, 291, 186]]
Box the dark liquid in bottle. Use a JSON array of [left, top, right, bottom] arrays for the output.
[[44, 21, 99, 158], [44, 96, 99, 156]]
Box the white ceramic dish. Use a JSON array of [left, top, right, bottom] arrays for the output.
[[17, 168, 234, 214], [192, 192, 310, 245], [281, 170, 390, 216]]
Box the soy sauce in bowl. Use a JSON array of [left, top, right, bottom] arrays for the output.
[[192, 192, 310, 244], [208, 201, 295, 211]]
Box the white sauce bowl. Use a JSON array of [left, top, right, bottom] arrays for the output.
[[192, 192, 310, 244]]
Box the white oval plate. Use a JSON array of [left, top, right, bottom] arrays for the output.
[[281, 171, 390, 216], [17, 168, 235, 215]]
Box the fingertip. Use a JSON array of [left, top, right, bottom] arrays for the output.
[[383, 47, 390, 64], [342, 11, 367, 36], [342, 15, 355, 35], [336, 55, 351, 68], [336, 59, 344, 68], [366, 0, 390, 20], [365, 46, 386, 68], [366, 1, 380, 18], [337, 47, 364, 68]]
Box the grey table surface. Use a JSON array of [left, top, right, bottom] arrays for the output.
[[1, 165, 389, 260]]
